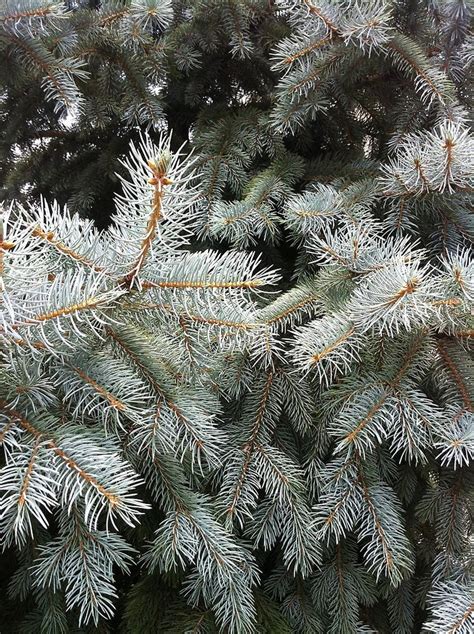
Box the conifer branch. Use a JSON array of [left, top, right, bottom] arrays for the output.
[[302, 1, 339, 36], [69, 365, 127, 413], [31, 226, 106, 274], [225, 370, 274, 521], [17, 435, 42, 509], [436, 339, 473, 411], [2, 30, 85, 112], [29, 297, 108, 324], [386, 34, 452, 103], [357, 475, 396, 574], [3, 406, 110, 500], [0, 400, 146, 529], [123, 157, 172, 288]]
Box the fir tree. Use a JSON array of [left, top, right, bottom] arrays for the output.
[[1, 1, 474, 633]]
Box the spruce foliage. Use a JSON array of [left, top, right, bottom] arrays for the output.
[[1, 1, 473, 633]]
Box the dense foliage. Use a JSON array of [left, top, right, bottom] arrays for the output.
[[1, 1, 473, 633]]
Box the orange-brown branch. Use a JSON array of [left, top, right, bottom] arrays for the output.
[[431, 297, 462, 307], [345, 396, 387, 444], [413, 158, 430, 190], [303, 0, 340, 35], [154, 279, 263, 290], [32, 297, 105, 323], [386, 277, 419, 305], [0, 420, 15, 444], [437, 340, 473, 411], [346, 330, 428, 444], [448, 604, 473, 634], [443, 138, 455, 187], [283, 36, 332, 65], [32, 226, 105, 273], [264, 295, 319, 326], [312, 326, 355, 364], [227, 371, 274, 517], [0, 402, 119, 506], [18, 437, 42, 507], [1, 7, 53, 23], [71, 366, 126, 411], [99, 8, 129, 26], [358, 473, 395, 570], [0, 228, 15, 275], [124, 160, 172, 287]]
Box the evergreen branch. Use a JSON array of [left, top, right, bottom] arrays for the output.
[[311, 541, 373, 633], [284, 45, 350, 96], [32, 518, 136, 626], [331, 387, 394, 456], [388, 328, 430, 385], [31, 225, 106, 274], [263, 296, 318, 326], [333, 329, 430, 455], [106, 325, 223, 466], [314, 457, 362, 542], [0, 0, 66, 33], [386, 33, 456, 104], [291, 314, 363, 385], [1, 12, 473, 621], [29, 297, 109, 324], [425, 580, 474, 633], [357, 477, 394, 571], [312, 326, 355, 362], [68, 365, 127, 413], [284, 186, 340, 237], [257, 278, 321, 329], [342, 391, 390, 448], [1, 4, 60, 26], [349, 259, 434, 335], [340, 0, 393, 54], [225, 370, 274, 523], [77, 44, 163, 125], [272, 34, 332, 70], [356, 472, 413, 585], [302, 0, 340, 36], [123, 155, 172, 288], [142, 250, 279, 300], [144, 490, 258, 633], [0, 436, 57, 545], [277, 369, 315, 434], [449, 604, 474, 634], [435, 408, 474, 470], [442, 479, 466, 571], [16, 435, 43, 508], [98, 7, 130, 27], [0, 401, 147, 530], [436, 339, 473, 410], [250, 444, 321, 575], [2, 30, 86, 112], [4, 406, 111, 503], [3, 268, 124, 351], [388, 389, 438, 463]]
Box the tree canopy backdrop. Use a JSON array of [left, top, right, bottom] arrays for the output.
[[0, 1, 473, 633]]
